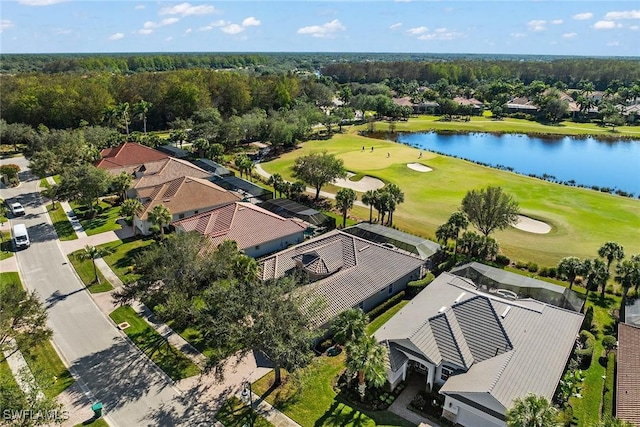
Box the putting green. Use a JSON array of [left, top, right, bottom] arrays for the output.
[[261, 132, 640, 267]]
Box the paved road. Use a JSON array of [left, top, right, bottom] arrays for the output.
[[0, 158, 211, 426]]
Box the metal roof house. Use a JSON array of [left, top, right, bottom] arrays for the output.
[[450, 262, 585, 312], [375, 272, 583, 427], [259, 229, 425, 328]]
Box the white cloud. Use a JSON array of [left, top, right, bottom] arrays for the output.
[[166, 36, 173, 42], [395, 0, 412, 2], [527, 20, 546, 31], [604, 10, 640, 20], [562, 32, 577, 38], [159, 2, 215, 16], [242, 17, 260, 27], [199, 20, 228, 31], [135, 4, 145, 10], [630, 25, 639, 30], [510, 32, 527, 38], [109, 32, 124, 40], [607, 41, 620, 46], [0, 20, 15, 32], [141, 17, 180, 34], [417, 30, 463, 41], [297, 19, 346, 38], [573, 12, 593, 20], [139, 29, 153, 35], [222, 24, 244, 35], [185, 28, 192, 34], [551, 19, 563, 25], [406, 26, 428, 35], [18, 0, 66, 5], [593, 20, 619, 29], [389, 22, 402, 30]]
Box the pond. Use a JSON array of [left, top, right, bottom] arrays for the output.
[[396, 132, 640, 196]]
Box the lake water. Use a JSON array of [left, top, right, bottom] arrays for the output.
[[396, 132, 640, 196]]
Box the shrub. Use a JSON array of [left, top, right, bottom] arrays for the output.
[[576, 330, 595, 368], [515, 261, 528, 270], [495, 254, 510, 266], [582, 306, 594, 331], [526, 262, 539, 273], [406, 273, 435, 297], [368, 291, 406, 320], [602, 352, 615, 418]]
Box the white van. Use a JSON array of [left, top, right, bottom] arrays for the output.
[[12, 224, 30, 249]]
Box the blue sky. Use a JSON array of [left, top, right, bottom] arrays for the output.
[[1, 1, 639, 56]]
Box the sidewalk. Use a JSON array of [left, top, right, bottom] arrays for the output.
[[388, 376, 442, 427], [60, 225, 134, 254], [3, 338, 44, 400], [58, 201, 87, 239]]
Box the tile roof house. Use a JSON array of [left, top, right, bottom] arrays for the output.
[[259, 230, 425, 328], [375, 272, 583, 427], [616, 323, 640, 426], [133, 176, 242, 235], [95, 143, 169, 170], [173, 202, 306, 258], [131, 157, 212, 190]]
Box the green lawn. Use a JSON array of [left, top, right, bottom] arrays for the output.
[[261, 130, 640, 267], [68, 249, 112, 293], [39, 178, 51, 189], [0, 271, 21, 287], [216, 396, 275, 427], [0, 358, 23, 408], [47, 203, 78, 241], [16, 337, 75, 398], [73, 418, 109, 427], [252, 354, 413, 427], [71, 201, 122, 236], [0, 230, 14, 260], [569, 293, 620, 426], [109, 306, 200, 381], [366, 300, 410, 336], [98, 237, 156, 284]]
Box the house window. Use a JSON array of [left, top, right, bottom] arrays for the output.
[[194, 210, 199, 214], [388, 284, 393, 295], [441, 367, 453, 381], [178, 213, 185, 219], [358, 301, 364, 310]]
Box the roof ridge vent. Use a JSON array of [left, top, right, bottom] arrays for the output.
[[358, 245, 370, 252], [438, 306, 447, 313], [454, 292, 466, 304], [500, 306, 511, 319]]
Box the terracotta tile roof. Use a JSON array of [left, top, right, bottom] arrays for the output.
[[453, 96, 484, 108], [96, 143, 168, 169], [617, 323, 640, 426], [172, 202, 306, 251], [132, 158, 211, 188], [136, 176, 241, 220]]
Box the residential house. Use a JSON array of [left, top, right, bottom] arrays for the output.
[[375, 271, 583, 427], [258, 198, 334, 229], [95, 142, 169, 171], [393, 96, 439, 115], [259, 230, 425, 328], [453, 96, 484, 115], [130, 157, 212, 192], [133, 176, 242, 235], [616, 323, 640, 426], [505, 97, 538, 114], [191, 158, 235, 177], [173, 202, 306, 258]]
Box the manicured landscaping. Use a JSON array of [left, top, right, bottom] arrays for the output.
[[71, 201, 122, 236], [0, 230, 14, 260], [252, 353, 413, 427], [47, 203, 78, 241], [40, 178, 50, 189], [15, 337, 75, 398], [98, 237, 156, 285], [0, 358, 22, 407], [68, 249, 112, 293], [73, 418, 109, 427], [215, 396, 274, 427], [109, 306, 200, 381], [260, 129, 640, 267], [366, 299, 410, 336], [0, 271, 21, 287]]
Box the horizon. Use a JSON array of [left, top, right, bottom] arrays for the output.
[[1, 1, 639, 57]]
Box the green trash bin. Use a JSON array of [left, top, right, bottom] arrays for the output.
[[92, 402, 103, 418]]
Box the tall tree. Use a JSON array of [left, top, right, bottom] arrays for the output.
[[289, 181, 306, 202], [58, 164, 111, 217], [615, 256, 640, 299], [330, 308, 368, 346], [41, 184, 61, 210], [0, 282, 52, 354], [193, 137, 210, 159], [120, 198, 143, 220], [598, 241, 625, 272], [234, 154, 251, 179], [117, 102, 131, 136], [335, 188, 357, 228], [382, 183, 404, 226], [111, 171, 133, 201], [506, 393, 560, 427], [267, 174, 285, 198], [557, 256, 582, 290], [461, 186, 519, 236], [133, 99, 152, 133], [581, 258, 609, 300], [361, 190, 378, 224], [292, 151, 347, 201], [345, 335, 388, 400], [148, 204, 172, 237], [74, 245, 114, 285]]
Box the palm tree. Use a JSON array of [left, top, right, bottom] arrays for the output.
[[557, 256, 582, 290], [241, 157, 254, 182], [435, 222, 457, 250], [581, 258, 609, 300], [445, 211, 469, 254], [117, 102, 131, 136], [598, 241, 625, 272], [134, 99, 152, 134], [599, 416, 633, 427], [289, 181, 306, 201], [505, 393, 560, 427], [335, 188, 356, 228], [330, 308, 368, 346], [267, 174, 285, 198], [193, 137, 210, 159], [148, 204, 172, 237], [382, 183, 404, 226], [615, 256, 640, 299], [74, 245, 114, 285], [361, 190, 377, 224], [120, 198, 143, 220], [234, 154, 250, 179], [111, 171, 133, 202], [345, 335, 388, 400], [41, 184, 60, 210]]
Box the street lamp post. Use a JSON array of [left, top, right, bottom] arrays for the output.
[[241, 381, 254, 427]]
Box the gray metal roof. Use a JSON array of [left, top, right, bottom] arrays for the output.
[[258, 198, 331, 227], [260, 230, 424, 327], [451, 262, 585, 312], [376, 272, 583, 409], [343, 223, 440, 260], [191, 158, 234, 177]]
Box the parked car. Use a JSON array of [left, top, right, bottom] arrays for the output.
[[12, 223, 30, 249], [9, 202, 25, 216]]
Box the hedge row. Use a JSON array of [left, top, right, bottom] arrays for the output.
[[576, 330, 596, 369], [602, 352, 616, 418], [368, 291, 406, 321], [406, 273, 435, 297]]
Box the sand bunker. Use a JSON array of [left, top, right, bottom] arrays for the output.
[[407, 163, 433, 172], [333, 173, 385, 192], [513, 215, 551, 234]]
